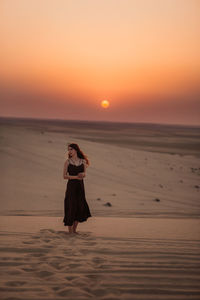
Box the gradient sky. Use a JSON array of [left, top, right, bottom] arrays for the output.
[[0, 0, 200, 125]]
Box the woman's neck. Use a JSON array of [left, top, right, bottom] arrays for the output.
[[71, 155, 78, 161]]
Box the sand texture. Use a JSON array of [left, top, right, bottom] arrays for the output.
[[0, 118, 200, 218], [0, 216, 200, 300], [0, 117, 200, 299]]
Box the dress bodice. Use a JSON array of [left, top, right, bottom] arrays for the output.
[[67, 161, 84, 176]]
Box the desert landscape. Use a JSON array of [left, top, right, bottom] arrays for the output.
[[1, 0, 200, 298], [0, 117, 200, 299]]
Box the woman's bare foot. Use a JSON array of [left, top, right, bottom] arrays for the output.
[[73, 221, 79, 233], [68, 225, 73, 234]]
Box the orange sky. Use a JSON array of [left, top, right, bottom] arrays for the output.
[[0, 0, 200, 125]]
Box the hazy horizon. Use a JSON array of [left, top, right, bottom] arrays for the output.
[[1, 115, 200, 128]]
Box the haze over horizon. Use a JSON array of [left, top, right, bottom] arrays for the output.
[[0, 0, 200, 125]]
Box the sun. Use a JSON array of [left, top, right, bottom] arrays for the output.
[[101, 100, 110, 108]]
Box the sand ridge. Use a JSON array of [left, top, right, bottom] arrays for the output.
[[0, 216, 200, 300]]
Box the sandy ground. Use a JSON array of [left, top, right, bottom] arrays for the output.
[[0, 216, 200, 300], [0, 118, 200, 218], [0, 117, 200, 299]]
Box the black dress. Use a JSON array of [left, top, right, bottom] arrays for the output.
[[63, 160, 92, 226]]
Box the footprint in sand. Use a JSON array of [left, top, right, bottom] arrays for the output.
[[92, 256, 106, 265], [35, 270, 54, 278], [86, 274, 100, 280], [31, 235, 40, 239], [65, 276, 77, 281], [12, 257, 23, 261], [21, 267, 38, 272], [68, 263, 82, 268], [42, 239, 51, 243], [49, 261, 65, 270], [52, 285, 67, 291], [5, 280, 26, 287], [57, 287, 90, 298]]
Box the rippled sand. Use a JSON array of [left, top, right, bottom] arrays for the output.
[[0, 216, 200, 300]]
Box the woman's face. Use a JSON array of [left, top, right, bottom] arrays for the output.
[[68, 146, 77, 158]]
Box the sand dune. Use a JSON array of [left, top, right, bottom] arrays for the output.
[[0, 117, 200, 218], [0, 117, 200, 299], [0, 216, 200, 300]]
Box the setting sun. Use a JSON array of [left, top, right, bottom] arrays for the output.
[[101, 100, 110, 109], [0, 0, 199, 125]]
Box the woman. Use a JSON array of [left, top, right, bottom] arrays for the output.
[[63, 143, 92, 234]]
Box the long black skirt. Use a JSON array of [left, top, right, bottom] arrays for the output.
[[63, 179, 91, 226]]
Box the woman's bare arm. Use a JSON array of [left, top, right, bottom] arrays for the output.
[[82, 160, 87, 177], [63, 160, 78, 180], [77, 159, 87, 178]]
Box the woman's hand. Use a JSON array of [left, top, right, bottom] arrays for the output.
[[77, 172, 85, 179]]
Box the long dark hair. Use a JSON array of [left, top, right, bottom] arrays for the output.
[[67, 143, 90, 166]]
